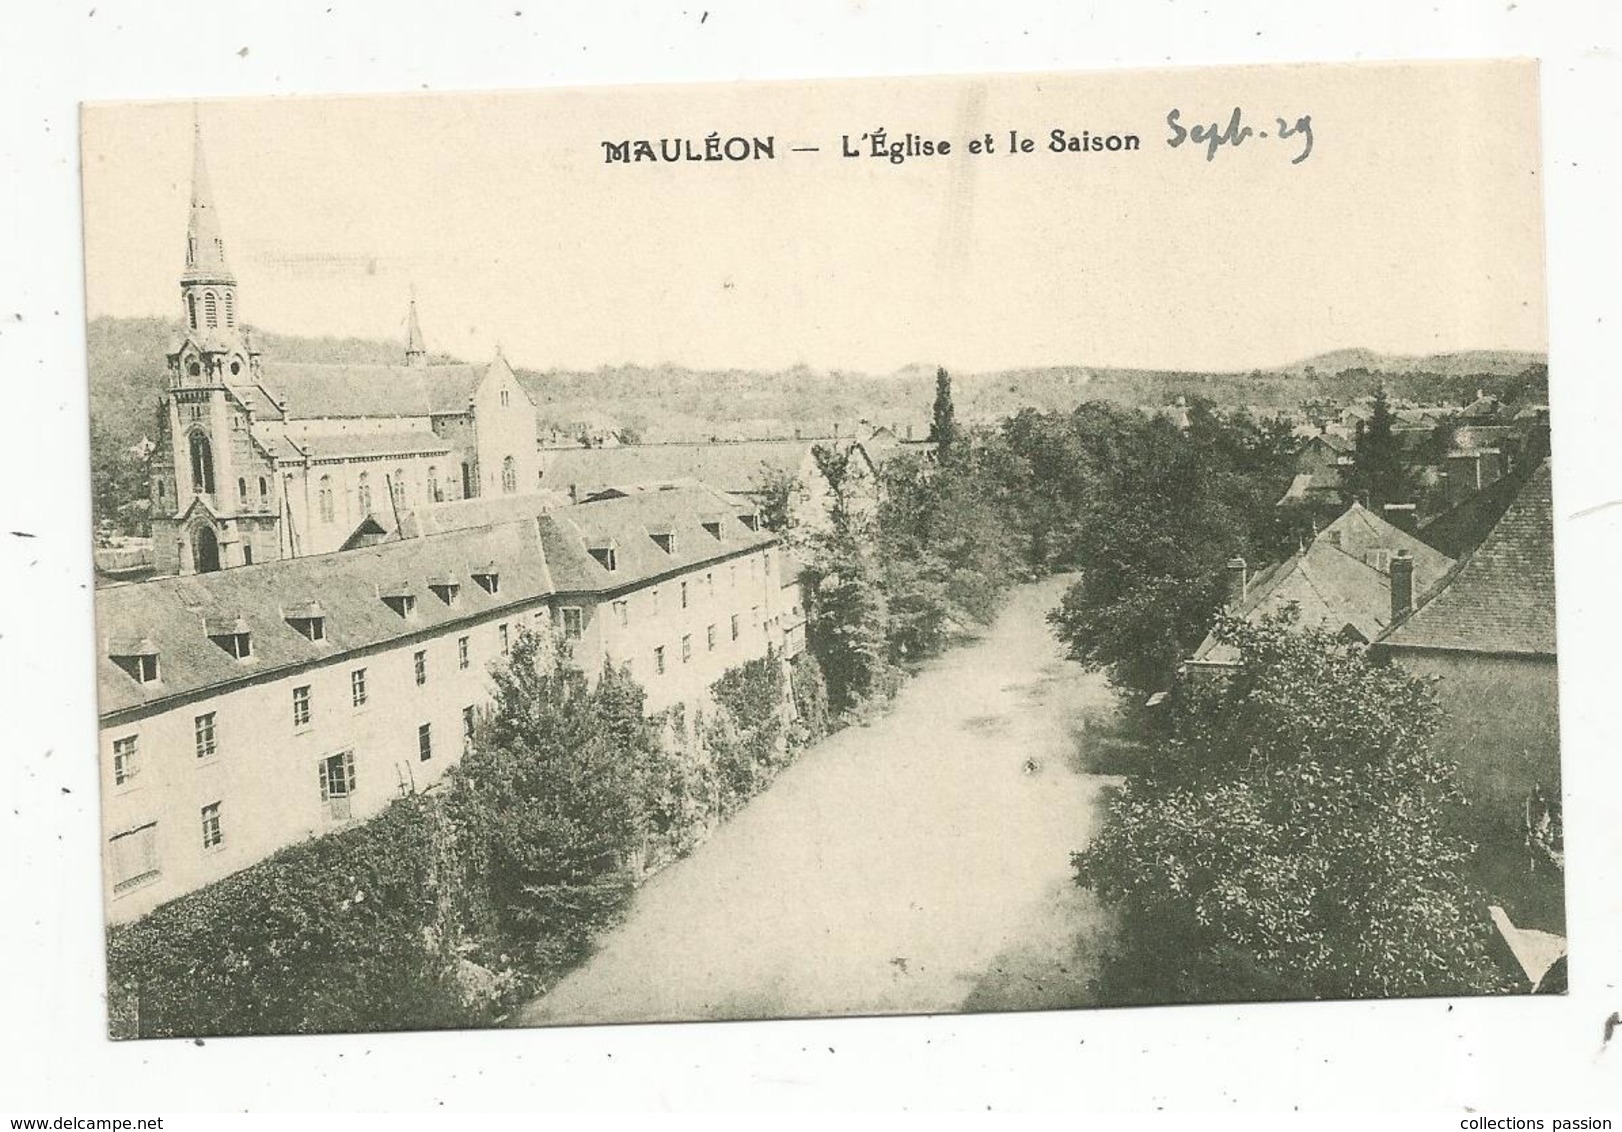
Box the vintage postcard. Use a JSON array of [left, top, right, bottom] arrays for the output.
[[81, 59, 1560, 1038]]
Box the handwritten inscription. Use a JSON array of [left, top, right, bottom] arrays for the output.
[[1165, 107, 1314, 164]]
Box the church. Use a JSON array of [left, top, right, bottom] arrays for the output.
[[149, 125, 542, 575]]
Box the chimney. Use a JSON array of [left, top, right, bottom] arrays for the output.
[[1390, 549, 1415, 622], [1225, 557, 1248, 608]]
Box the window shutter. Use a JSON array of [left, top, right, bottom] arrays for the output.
[[318, 758, 330, 801]]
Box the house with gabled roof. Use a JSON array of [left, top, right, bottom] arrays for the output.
[[1373, 460, 1561, 936], [1188, 502, 1455, 672]]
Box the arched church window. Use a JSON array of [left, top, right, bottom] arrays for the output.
[[189, 433, 215, 495], [204, 292, 218, 328], [318, 475, 334, 523], [188, 360, 201, 378], [258, 476, 269, 507], [357, 472, 372, 515], [501, 389, 510, 408], [428, 466, 441, 503], [224, 291, 235, 327], [392, 468, 407, 509], [501, 455, 517, 495], [230, 359, 242, 376], [187, 293, 198, 330], [237, 477, 248, 506]]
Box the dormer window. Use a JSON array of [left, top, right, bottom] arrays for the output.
[[428, 574, 460, 606], [588, 543, 618, 572], [205, 616, 253, 660], [471, 565, 500, 595], [702, 519, 724, 541], [109, 637, 160, 684], [738, 511, 759, 532], [650, 530, 676, 555], [284, 601, 326, 642], [381, 583, 416, 618]]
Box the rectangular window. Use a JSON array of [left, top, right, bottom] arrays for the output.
[[200, 802, 223, 850], [194, 712, 217, 760], [109, 823, 159, 892], [458, 636, 470, 669], [651, 588, 661, 615], [292, 685, 312, 728], [682, 634, 692, 663], [681, 581, 689, 609], [414, 649, 427, 686], [351, 667, 368, 708], [654, 645, 666, 675], [730, 564, 738, 588], [751, 605, 760, 627], [318, 750, 356, 819], [613, 600, 628, 627], [418, 723, 433, 762], [499, 623, 510, 655], [112, 735, 139, 786], [462, 705, 476, 753], [562, 607, 583, 640], [731, 613, 740, 641], [706, 572, 714, 596], [707, 624, 716, 652]]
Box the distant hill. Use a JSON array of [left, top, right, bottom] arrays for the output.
[[1272, 348, 1546, 379], [86, 314, 1548, 458]]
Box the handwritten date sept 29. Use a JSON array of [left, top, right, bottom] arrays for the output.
[[1166, 107, 1313, 164]]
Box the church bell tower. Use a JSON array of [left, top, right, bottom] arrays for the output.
[[152, 115, 277, 575]]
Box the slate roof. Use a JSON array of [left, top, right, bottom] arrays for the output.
[[294, 431, 454, 461], [1377, 460, 1556, 657], [1316, 502, 1455, 580], [96, 484, 779, 719], [1416, 465, 1530, 559], [541, 439, 823, 497], [260, 361, 486, 419], [1191, 503, 1455, 666], [397, 490, 573, 539], [538, 484, 774, 594], [96, 519, 553, 719]]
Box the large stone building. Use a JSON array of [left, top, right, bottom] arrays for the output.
[[97, 484, 799, 922], [149, 126, 541, 576]]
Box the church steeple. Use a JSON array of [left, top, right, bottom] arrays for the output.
[[180, 114, 240, 338], [405, 291, 427, 367]]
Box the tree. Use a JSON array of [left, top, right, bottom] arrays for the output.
[[804, 443, 895, 712], [1074, 613, 1511, 1004], [1044, 400, 1293, 698], [1344, 387, 1411, 509], [930, 365, 958, 463], [446, 629, 661, 974], [751, 461, 799, 534]]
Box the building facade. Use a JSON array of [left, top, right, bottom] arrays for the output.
[[98, 486, 791, 922], [149, 126, 541, 576]]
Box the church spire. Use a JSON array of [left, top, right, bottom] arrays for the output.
[[183, 113, 234, 286], [405, 290, 427, 367]]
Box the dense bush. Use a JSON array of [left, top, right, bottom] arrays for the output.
[[106, 795, 471, 1038], [1074, 614, 1513, 1004]]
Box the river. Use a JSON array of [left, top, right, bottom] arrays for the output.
[[518, 573, 1120, 1026]]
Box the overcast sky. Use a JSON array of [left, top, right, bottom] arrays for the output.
[[81, 60, 1547, 375]]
